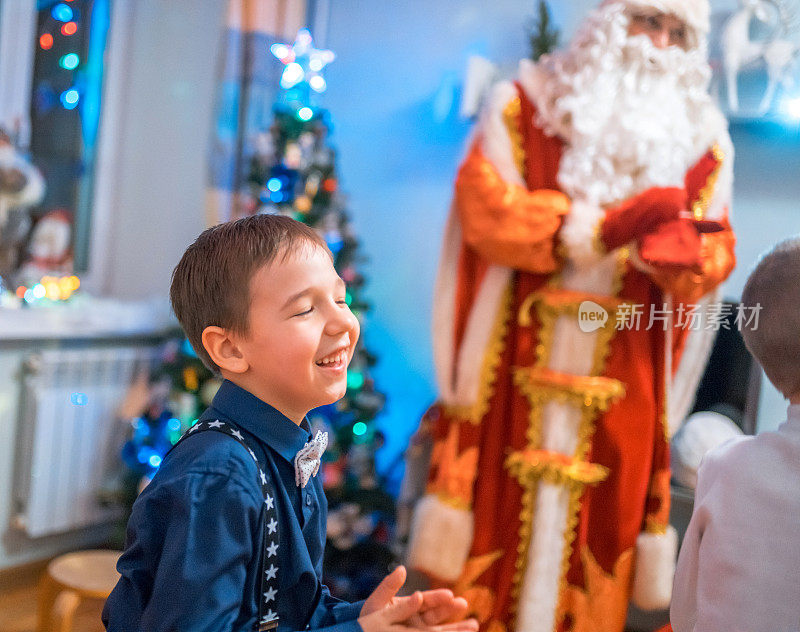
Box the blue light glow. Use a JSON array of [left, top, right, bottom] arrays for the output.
[[71, 392, 88, 406], [60, 89, 80, 109], [168, 418, 181, 431], [297, 107, 314, 121], [52, 3, 73, 22], [148, 454, 162, 468], [267, 178, 282, 192], [784, 97, 800, 120], [353, 422, 367, 436], [59, 53, 80, 70]]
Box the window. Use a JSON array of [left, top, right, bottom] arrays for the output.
[[29, 0, 111, 272]]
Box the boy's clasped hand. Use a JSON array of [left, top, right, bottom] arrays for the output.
[[358, 566, 479, 632]]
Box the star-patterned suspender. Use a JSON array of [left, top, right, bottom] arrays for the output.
[[175, 420, 280, 631]]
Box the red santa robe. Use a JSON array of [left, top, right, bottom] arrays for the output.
[[407, 79, 736, 632]]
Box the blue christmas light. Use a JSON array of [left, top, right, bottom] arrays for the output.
[[297, 107, 314, 121], [148, 454, 162, 468], [71, 392, 88, 406], [267, 177, 282, 192], [353, 422, 367, 436], [60, 89, 80, 109], [52, 3, 73, 22], [59, 53, 80, 70]]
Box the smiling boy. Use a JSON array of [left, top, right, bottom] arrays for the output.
[[102, 215, 477, 632]]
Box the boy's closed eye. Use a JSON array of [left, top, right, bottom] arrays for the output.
[[292, 298, 348, 317]]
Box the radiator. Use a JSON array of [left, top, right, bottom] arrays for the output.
[[14, 345, 157, 538]]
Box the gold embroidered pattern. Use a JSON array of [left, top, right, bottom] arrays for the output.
[[513, 368, 626, 413], [509, 251, 630, 623], [517, 286, 626, 374], [453, 550, 505, 623], [556, 546, 635, 632], [505, 449, 609, 489], [692, 143, 724, 221], [502, 96, 525, 179], [426, 423, 480, 510], [508, 471, 538, 616], [442, 284, 513, 425]]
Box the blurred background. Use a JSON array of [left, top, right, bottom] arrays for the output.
[[0, 0, 798, 630]]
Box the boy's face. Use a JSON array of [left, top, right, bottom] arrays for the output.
[[235, 243, 360, 422]]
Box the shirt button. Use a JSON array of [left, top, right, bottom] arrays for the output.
[[305, 494, 312, 506]]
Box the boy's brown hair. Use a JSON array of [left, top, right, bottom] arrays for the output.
[[740, 236, 800, 398], [170, 214, 328, 371]]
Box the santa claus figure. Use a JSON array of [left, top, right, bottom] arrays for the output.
[[406, 2, 736, 632]]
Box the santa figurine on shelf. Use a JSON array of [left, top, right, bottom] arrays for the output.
[[0, 129, 45, 279], [406, 2, 736, 632], [17, 208, 73, 284]]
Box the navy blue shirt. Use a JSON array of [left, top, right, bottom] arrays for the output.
[[102, 380, 364, 632]]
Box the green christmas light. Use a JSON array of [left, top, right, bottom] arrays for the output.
[[352, 422, 367, 436], [347, 370, 364, 390], [59, 53, 80, 70]]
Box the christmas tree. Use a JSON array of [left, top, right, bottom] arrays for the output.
[[527, 0, 560, 61], [247, 29, 395, 601]]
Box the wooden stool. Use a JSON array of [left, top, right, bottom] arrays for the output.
[[37, 550, 121, 632]]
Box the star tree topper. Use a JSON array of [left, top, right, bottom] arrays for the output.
[[271, 28, 335, 94]]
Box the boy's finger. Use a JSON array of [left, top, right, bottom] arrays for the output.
[[426, 618, 480, 632], [383, 591, 423, 622], [419, 589, 454, 608], [365, 565, 407, 611], [420, 597, 470, 625]]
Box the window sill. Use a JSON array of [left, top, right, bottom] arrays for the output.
[[0, 295, 176, 341]]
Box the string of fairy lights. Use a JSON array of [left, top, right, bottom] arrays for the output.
[[38, 1, 83, 111]]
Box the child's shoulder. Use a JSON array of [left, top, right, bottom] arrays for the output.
[[151, 426, 263, 498]]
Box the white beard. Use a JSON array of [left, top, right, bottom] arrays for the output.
[[519, 1, 720, 207]]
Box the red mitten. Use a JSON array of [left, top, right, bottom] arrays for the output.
[[639, 219, 702, 270], [601, 187, 688, 251]]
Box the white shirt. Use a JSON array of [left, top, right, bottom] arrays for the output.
[[671, 404, 800, 631]]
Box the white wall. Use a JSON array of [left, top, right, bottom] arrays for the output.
[[97, 0, 226, 301]]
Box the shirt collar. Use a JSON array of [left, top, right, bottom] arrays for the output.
[[207, 379, 312, 463]]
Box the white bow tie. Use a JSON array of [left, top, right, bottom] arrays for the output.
[[294, 431, 328, 488]]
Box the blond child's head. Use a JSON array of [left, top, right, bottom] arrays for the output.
[[740, 237, 800, 400], [170, 214, 359, 422]]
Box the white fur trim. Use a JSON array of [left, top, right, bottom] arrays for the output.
[[479, 81, 526, 187], [432, 210, 461, 402], [560, 199, 607, 268], [452, 264, 510, 407], [631, 525, 679, 610], [516, 482, 573, 632], [406, 494, 474, 583]]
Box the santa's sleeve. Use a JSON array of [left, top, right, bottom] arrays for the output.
[[454, 81, 571, 274], [647, 138, 737, 302], [455, 141, 569, 273]]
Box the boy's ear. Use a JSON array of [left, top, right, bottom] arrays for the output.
[[201, 326, 249, 374]]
